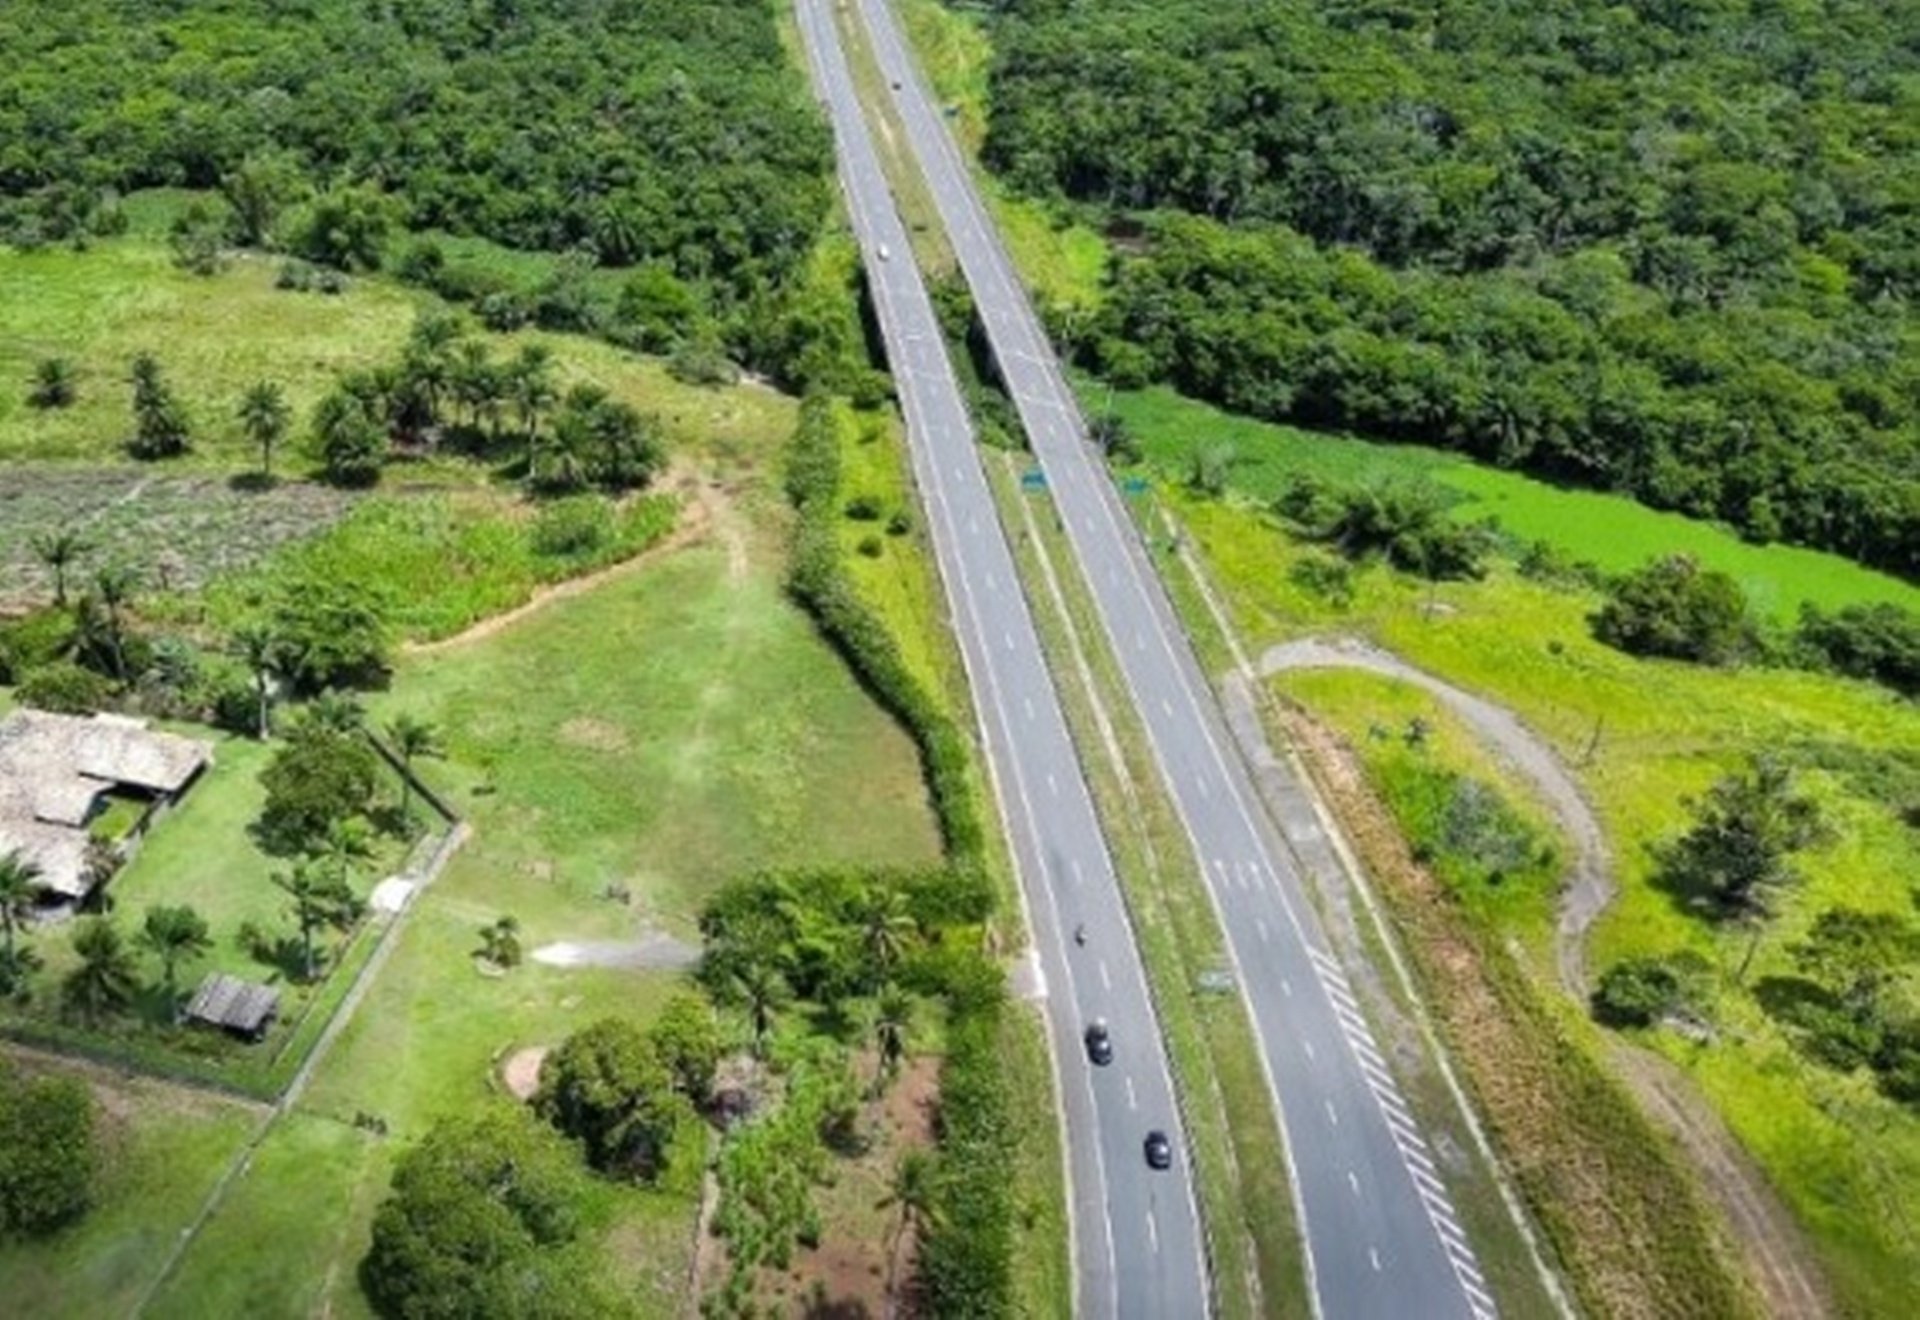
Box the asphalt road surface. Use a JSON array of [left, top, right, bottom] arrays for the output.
[[854, 1, 1497, 1315], [794, 2, 1211, 1315]]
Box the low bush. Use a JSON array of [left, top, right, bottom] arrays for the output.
[[1796, 601, 1920, 698], [1592, 953, 1714, 1029], [1276, 475, 1494, 580], [1591, 555, 1755, 666], [15, 662, 114, 715], [530, 496, 613, 559]]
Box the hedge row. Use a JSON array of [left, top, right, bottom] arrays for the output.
[[784, 394, 986, 867], [783, 394, 1015, 1315]]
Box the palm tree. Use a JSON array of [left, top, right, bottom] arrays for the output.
[[29, 530, 91, 606], [385, 714, 444, 817], [859, 887, 918, 985], [272, 861, 359, 982], [313, 817, 374, 888], [230, 621, 279, 739], [507, 344, 557, 478], [479, 915, 522, 969], [29, 356, 77, 409], [139, 904, 212, 1003], [89, 563, 140, 681], [451, 339, 501, 437], [63, 919, 139, 1024], [873, 986, 912, 1087], [237, 380, 290, 483], [723, 960, 791, 1059], [877, 1150, 942, 1310], [0, 850, 43, 957], [304, 690, 365, 733]]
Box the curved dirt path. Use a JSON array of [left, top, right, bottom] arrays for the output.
[[1258, 634, 1832, 1320]]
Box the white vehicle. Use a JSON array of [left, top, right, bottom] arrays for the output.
[[878, 243, 892, 262]]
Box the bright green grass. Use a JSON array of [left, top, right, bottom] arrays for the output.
[[0, 215, 794, 472], [836, 402, 953, 702], [1174, 487, 1920, 1314], [372, 545, 941, 929], [198, 488, 677, 644], [1114, 385, 1920, 621], [0, 1059, 261, 1319], [895, 0, 1108, 313]]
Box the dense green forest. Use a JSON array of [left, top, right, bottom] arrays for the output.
[[0, 0, 831, 364], [974, 0, 1920, 575]]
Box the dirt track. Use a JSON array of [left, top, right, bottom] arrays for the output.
[[1260, 635, 1833, 1320]]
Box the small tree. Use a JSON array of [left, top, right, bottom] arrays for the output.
[[258, 724, 379, 854], [1792, 908, 1920, 1014], [1660, 758, 1831, 979], [647, 995, 722, 1106], [1592, 555, 1753, 665], [718, 960, 791, 1059], [309, 381, 388, 486], [28, 530, 90, 606], [229, 621, 279, 739], [872, 986, 913, 1089], [28, 358, 76, 409], [62, 920, 138, 1024], [139, 904, 212, 1005], [534, 1018, 687, 1181], [127, 353, 191, 459], [237, 380, 291, 483], [0, 1062, 98, 1237]]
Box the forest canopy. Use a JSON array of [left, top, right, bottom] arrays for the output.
[[0, 0, 831, 306], [974, 0, 1920, 575]]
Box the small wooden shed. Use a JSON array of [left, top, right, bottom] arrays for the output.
[[184, 973, 281, 1042]]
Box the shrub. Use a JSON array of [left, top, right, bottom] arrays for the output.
[[393, 238, 446, 286], [257, 724, 379, 854], [16, 662, 114, 716], [666, 339, 738, 387], [1796, 601, 1920, 698], [1288, 553, 1354, 607], [843, 494, 883, 521], [886, 510, 913, 537], [1591, 555, 1753, 665], [268, 575, 390, 693], [0, 608, 77, 683], [0, 1062, 97, 1238], [530, 496, 613, 558], [1278, 477, 1493, 580], [1593, 955, 1712, 1029], [274, 261, 314, 291], [856, 535, 884, 558], [476, 290, 532, 332]]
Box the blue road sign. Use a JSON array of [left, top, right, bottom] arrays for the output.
[[1021, 468, 1047, 491]]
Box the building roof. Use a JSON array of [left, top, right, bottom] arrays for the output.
[[0, 709, 211, 899], [184, 973, 281, 1034], [0, 819, 93, 899]]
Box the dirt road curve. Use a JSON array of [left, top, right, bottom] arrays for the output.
[[1258, 635, 1832, 1320]]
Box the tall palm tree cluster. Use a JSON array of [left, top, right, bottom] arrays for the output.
[[19, 532, 149, 697], [0, 847, 214, 1022], [307, 312, 664, 493], [698, 870, 932, 1086]]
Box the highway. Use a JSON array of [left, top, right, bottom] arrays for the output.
[[793, 1, 1212, 1315], [851, 1, 1497, 1316]]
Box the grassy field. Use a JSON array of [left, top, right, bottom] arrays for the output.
[[1112, 386, 1920, 622], [1166, 479, 1920, 1315], [0, 1053, 263, 1320], [0, 202, 792, 475], [143, 470, 944, 1313]]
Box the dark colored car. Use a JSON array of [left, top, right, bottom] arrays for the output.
[[1144, 1130, 1173, 1171], [1084, 1020, 1113, 1066]]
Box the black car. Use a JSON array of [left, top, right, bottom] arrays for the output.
[[1084, 1020, 1113, 1066], [1144, 1130, 1173, 1171]]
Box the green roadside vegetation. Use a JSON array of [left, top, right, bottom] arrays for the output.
[[1157, 468, 1920, 1314], [1107, 386, 1920, 622], [985, 451, 1306, 1318]]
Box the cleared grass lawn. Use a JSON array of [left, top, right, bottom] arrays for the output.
[[0, 1053, 262, 1320], [1113, 385, 1920, 621], [1173, 486, 1920, 1314]]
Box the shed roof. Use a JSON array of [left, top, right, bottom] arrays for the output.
[[0, 820, 93, 899], [0, 709, 210, 797], [185, 973, 281, 1034]]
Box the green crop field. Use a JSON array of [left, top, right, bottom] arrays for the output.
[[1167, 481, 1920, 1314], [1112, 385, 1920, 622]]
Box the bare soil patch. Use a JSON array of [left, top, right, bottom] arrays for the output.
[[559, 718, 630, 753], [501, 1046, 549, 1101]]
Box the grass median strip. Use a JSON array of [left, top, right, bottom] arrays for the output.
[[985, 451, 1309, 1319]]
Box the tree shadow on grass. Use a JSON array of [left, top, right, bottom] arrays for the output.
[[1644, 844, 1735, 923], [226, 471, 276, 494], [1752, 974, 1835, 1025]]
